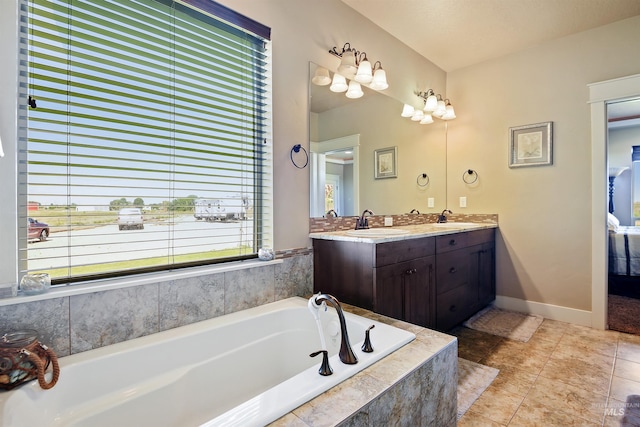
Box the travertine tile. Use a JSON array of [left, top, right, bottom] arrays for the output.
[[610, 376, 640, 403], [556, 327, 618, 358], [292, 373, 385, 427], [617, 337, 640, 364], [158, 274, 224, 330], [466, 384, 524, 425], [539, 354, 613, 396], [488, 365, 538, 397], [0, 297, 71, 356], [224, 264, 275, 313], [614, 358, 640, 383], [510, 400, 601, 426], [531, 318, 569, 343], [70, 284, 158, 353], [522, 376, 608, 422], [479, 340, 550, 375], [458, 410, 506, 426]]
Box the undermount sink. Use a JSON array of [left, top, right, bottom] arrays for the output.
[[345, 228, 411, 237]]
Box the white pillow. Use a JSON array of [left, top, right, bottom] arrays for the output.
[[608, 213, 620, 232]]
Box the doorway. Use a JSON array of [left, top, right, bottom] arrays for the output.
[[590, 73, 640, 330]]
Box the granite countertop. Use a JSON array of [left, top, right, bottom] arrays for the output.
[[309, 222, 498, 243]]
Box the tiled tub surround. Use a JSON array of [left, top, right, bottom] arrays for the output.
[[310, 213, 498, 233], [0, 250, 313, 356], [270, 304, 458, 427]]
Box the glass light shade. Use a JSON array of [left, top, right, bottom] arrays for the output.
[[370, 68, 388, 90], [410, 110, 424, 121], [345, 80, 364, 99], [401, 104, 415, 117], [420, 114, 434, 124], [424, 94, 438, 112], [311, 67, 331, 86], [433, 99, 446, 117], [329, 73, 348, 93], [442, 104, 456, 120], [354, 60, 373, 84], [338, 48, 357, 75]]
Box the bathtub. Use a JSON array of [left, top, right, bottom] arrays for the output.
[[0, 297, 415, 426]]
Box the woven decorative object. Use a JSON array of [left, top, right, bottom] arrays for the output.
[[0, 330, 60, 390]]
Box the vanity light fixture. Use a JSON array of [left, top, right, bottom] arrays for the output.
[[369, 61, 388, 90], [401, 104, 415, 117], [312, 67, 331, 86], [402, 90, 457, 124], [345, 80, 364, 99], [329, 73, 348, 93], [312, 43, 388, 101]]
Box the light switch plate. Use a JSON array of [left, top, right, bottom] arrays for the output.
[[384, 217, 393, 226], [459, 196, 467, 208], [427, 198, 435, 208]]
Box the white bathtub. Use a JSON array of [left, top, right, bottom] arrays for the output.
[[0, 297, 415, 426]]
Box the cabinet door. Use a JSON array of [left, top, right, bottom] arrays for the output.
[[477, 241, 496, 307], [405, 256, 435, 327], [374, 256, 434, 328]]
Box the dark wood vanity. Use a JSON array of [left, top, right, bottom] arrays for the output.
[[311, 226, 495, 332]]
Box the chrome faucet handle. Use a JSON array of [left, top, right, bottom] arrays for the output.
[[361, 325, 375, 353], [310, 350, 333, 376]]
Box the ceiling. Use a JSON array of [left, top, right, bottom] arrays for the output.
[[340, 0, 640, 73], [321, 0, 640, 125]]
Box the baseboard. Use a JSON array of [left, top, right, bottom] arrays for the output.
[[493, 295, 592, 327]]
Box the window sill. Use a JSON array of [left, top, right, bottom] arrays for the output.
[[0, 258, 283, 307]]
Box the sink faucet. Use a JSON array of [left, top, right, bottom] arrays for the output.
[[410, 209, 420, 214], [355, 209, 373, 230], [326, 209, 338, 218], [311, 293, 358, 365], [437, 209, 452, 223]]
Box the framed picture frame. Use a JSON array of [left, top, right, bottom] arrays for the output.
[[509, 122, 553, 168], [374, 146, 397, 179]]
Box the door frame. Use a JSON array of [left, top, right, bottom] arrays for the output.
[[589, 73, 640, 329]]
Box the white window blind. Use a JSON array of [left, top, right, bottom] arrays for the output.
[[19, 0, 272, 284]]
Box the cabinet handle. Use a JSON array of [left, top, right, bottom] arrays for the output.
[[450, 305, 457, 312], [449, 267, 457, 274], [449, 239, 457, 246], [404, 268, 417, 275]]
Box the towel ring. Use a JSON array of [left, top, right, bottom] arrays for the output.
[[416, 173, 430, 187], [290, 144, 309, 169], [463, 169, 478, 184]]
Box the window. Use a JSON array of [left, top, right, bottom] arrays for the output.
[[19, 0, 272, 284]]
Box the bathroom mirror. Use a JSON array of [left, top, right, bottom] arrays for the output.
[[309, 62, 447, 218]]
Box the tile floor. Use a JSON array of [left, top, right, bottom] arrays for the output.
[[452, 319, 640, 426]]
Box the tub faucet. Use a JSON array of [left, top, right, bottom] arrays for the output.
[[437, 209, 452, 223], [312, 293, 358, 365], [355, 209, 373, 230], [326, 209, 338, 218]]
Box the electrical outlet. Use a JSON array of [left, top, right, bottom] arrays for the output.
[[459, 196, 467, 208], [384, 217, 393, 226], [427, 197, 434, 208]]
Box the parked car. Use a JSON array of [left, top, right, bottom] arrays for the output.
[[117, 208, 144, 230], [28, 217, 49, 242]]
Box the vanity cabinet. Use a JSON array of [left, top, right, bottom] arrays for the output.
[[435, 229, 495, 331], [312, 227, 495, 331]]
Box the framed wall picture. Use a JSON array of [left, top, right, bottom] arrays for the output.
[[509, 121, 553, 168], [374, 146, 397, 179]]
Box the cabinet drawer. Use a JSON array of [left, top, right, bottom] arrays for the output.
[[435, 232, 469, 253], [467, 228, 495, 246], [436, 283, 476, 331], [375, 237, 435, 266], [436, 249, 469, 294]]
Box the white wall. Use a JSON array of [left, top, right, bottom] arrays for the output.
[[446, 16, 640, 312]]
